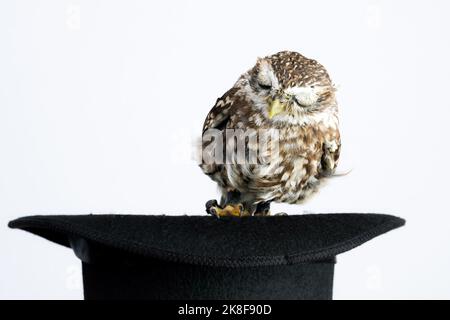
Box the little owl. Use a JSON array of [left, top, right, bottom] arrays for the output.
[[200, 51, 340, 217]]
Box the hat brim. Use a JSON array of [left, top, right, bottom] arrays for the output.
[[8, 213, 405, 267]]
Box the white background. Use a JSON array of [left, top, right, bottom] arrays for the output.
[[1, 0, 449, 299]]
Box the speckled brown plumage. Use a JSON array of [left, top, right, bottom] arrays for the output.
[[200, 51, 340, 216]]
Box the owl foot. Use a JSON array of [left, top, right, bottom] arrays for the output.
[[254, 201, 271, 216], [205, 200, 248, 218]]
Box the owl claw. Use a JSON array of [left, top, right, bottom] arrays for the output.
[[205, 200, 246, 218], [205, 199, 218, 211], [205, 199, 220, 218]]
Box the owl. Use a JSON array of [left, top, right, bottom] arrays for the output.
[[200, 51, 340, 217]]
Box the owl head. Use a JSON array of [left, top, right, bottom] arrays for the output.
[[239, 51, 337, 125]]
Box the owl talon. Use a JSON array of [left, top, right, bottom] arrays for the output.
[[205, 199, 219, 212], [205, 199, 220, 218], [208, 207, 221, 218], [207, 203, 246, 218]]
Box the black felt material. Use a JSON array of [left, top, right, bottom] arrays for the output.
[[8, 214, 405, 267], [81, 260, 335, 300], [8, 213, 405, 300]]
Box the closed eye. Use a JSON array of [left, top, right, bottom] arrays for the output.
[[255, 72, 272, 90], [258, 82, 272, 90], [317, 91, 331, 103], [293, 92, 319, 107]]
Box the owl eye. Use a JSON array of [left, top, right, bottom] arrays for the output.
[[258, 82, 272, 90], [255, 71, 272, 90], [256, 76, 272, 90], [293, 91, 319, 107]]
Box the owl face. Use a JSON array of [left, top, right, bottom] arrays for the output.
[[242, 51, 336, 124]]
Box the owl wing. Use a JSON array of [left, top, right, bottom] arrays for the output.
[[319, 131, 341, 177], [200, 88, 238, 178], [202, 87, 238, 133]]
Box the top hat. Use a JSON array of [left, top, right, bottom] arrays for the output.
[[9, 213, 404, 300]]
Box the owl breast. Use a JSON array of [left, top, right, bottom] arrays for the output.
[[222, 112, 338, 204]]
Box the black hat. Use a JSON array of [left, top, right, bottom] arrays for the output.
[[8, 213, 404, 300]]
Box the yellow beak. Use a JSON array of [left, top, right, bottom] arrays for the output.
[[268, 98, 285, 119]]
